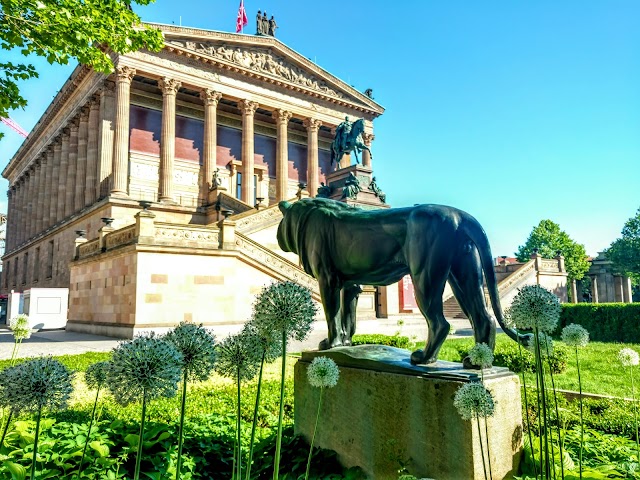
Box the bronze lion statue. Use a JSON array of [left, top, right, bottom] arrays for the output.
[[277, 197, 526, 366]]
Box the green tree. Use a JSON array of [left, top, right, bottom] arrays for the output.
[[516, 219, 590, 282], [606, 207, 640, 285], [1, 0, 163, 138]]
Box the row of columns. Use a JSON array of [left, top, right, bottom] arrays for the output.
[[6, 65, 375, 252]]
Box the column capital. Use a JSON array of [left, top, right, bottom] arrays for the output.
[[362, 133, 375, 145], [274, 109, 293, 125], [101, 79, 116, 96], [303, 117, 322, 132], [115, 66, 136, 84], [201, 89, 222, 106], [159, 77, 182, 96], [69, 117, 80, 132], [80, 106, 90, 121], [238, 99, 259, 116]]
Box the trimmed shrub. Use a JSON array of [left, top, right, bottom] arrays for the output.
[[351, 334, 411, 349], [560, 303, 640, 343], [455, 340, 568, 374]]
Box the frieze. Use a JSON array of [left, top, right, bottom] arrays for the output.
[[541, 260, 560, 272], [167, 39, 343, 99], [235, 204, 283, 234], [155, 225, 219, 246], [77, 239, 101, 259], [497, 261, 536, 293], [131, 162, 159, 181]]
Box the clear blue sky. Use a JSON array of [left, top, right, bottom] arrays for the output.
[[2, 1, 639, 258]]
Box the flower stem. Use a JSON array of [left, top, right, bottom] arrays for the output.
[[77, 386, 101, 479], [476, 415, 488, 480], [631, 365, 639, 462], [176, 370, 188, 480], [534, 329, 551, 479], [575, 348, 583, 480], [9, 341, 19, 366], [517, 340, 538, 479], [246, 353, 266, 480], [479, 369, 493, 480], [273, 332, 287, 480], [31, 406, 42, 480], [0, 409, 14, 448], [545, 340, 564, 480], [134, 391, 147, 480], [237, 366, 242, 480], [305, 387, 324, 480]]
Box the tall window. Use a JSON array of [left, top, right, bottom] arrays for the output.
[[46, 241, 54, 279], [33, 247, 40, 283], [22, 253, 28, 285], [236, 172, 242, 200]]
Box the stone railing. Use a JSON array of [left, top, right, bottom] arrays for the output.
[[104, 225, 136, 250], [235, 203, 284, 234], [154, 222, 219, 248], [77, 238, 101, 258], [217, 192, 253, 216], [235, 232, 320, 299], [540, 259, 561, 272], [497, 260, 536, 295]]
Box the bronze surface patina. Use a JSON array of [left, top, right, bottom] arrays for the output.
[[277, 197, 528, 366]]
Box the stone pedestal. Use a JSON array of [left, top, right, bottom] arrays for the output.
[[294, 346, 523, 480], [325, 164, 388, 209]]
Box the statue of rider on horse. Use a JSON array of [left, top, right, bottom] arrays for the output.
[[330, 116, 372, 168]]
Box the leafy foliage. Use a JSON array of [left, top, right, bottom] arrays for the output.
[[606, 207, 640, 285], [516, 219, 590, 282], [0, 0, 163, 134]]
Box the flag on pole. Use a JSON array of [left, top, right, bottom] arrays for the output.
[[236, 0, 248, 33], [0, 117, 29, 138]]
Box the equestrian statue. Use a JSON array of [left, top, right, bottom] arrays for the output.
[[277, 197, 530, 366], [330, 117, 372, 167]]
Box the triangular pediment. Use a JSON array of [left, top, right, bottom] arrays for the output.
[[148, 24, 384, 116]]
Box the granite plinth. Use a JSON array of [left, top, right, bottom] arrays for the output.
[[295, 345, 523, 480]]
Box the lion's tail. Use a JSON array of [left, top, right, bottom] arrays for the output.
[[462, 216, 524, 345]]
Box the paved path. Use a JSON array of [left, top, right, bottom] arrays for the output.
[[0, 315, 476, 360]]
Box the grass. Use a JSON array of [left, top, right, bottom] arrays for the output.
[[435, 334, 640, 398]]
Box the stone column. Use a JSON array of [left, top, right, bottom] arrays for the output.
[[17, 178, 26, 245], [591, 276, 599, 303], [570, 279, 578, 304], [623, 276, 633, 303], [111, 66, 135, 196], [65, 118, 79, 217], [238, 100, 258, 205], [98, 80, 116, 199], [58, 128, 70, 221], [275, 109, 293, 202], [614, 275, 624, 302], [42, 147, 54, 229], [75, 107, 89, 211], [158, 77, 181, 203], [200, 89, 222, 200], [362, 133, 374, 169], [7, 187, 14, 250], [303, 118, 322, 198], [49, 138, 62, 226], [25, 168, 35, 241], [85, 96, 100, 206], [35, 156, 46, 235]]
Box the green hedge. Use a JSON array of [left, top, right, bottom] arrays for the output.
[[351, 334, 411, 349], [560, 303, 640, 343]]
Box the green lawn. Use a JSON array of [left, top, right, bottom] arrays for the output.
[[436, 334, 640, 398]]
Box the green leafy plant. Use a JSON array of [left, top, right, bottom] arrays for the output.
[[351, 334, 411, 349]]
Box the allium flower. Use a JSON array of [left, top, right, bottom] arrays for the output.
[[561, 324, 590, 348], [252, 281, 317, 342], [508, 285, 561, 333], [165, 322, 217, 381], [9, 314, 31, 341], [106, 333, 183, 405], [216, 330, 262, 382], [619, 348, 640, 367], [468, 343, 494, 368], [0, 357, 74, 412], [85, 361, 110, 390], [243, 321, 282, 363], [453, 382, 496, 420], [307, 357, 340, 388], [526, 331, 554, 357]]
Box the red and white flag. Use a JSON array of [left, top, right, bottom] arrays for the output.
[[1, 116, 28, 138], [236, 0, 248, 33]]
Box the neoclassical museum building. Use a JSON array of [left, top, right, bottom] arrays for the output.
[[1, 24, 389, 336], [1, 24, 573, 337]]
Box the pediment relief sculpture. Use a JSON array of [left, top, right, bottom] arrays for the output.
[[168, 39, 344, 99]]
